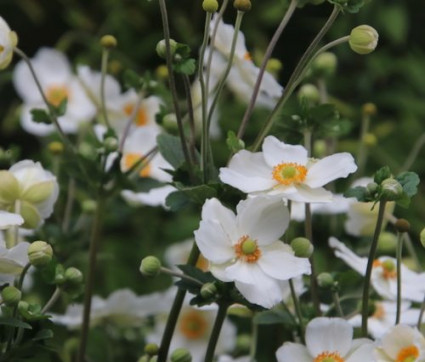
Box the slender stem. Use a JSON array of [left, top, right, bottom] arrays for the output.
[[237, 0, 298, 139], [159, 267, 203, 286], [62, 178, 76, 233], [100, 49, 112, 129], [361, 200, 387, 337], [77, 195, 104, 362], [356, 111, 371, 177], [182, 74, 197, 162], [204, 303, 229, 362], [417, 293, 425, 329], [249, 317, 258, 361], [401, 133, 425, 172], [157, 243, 200, 362], [41, 287, 61, 314], [289, 278, 304, 339], [17, 264, 31, 290], [395, 231, 403, 324], [332, 289, 344, 317]]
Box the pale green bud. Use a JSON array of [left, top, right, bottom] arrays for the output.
[[349, 25, 379, 55], [200, 282, 217, 299], [144, 343, 159, 356], [64, 267, 84, 285], [48, 141, 64, 155], [28, 241, 53, 267], [140, 256, 161, 277], [377, 232, 397, 252], [162, 113, 178, 132], [156, 39, 177, 60], [381, 178, 403, 201], [104, 137, 119, 152], [313, 140, 327, 158], [233, 0, 251, 12], [21, 180, 55, 204], [317, 272, 334, 288], [202, 0, 219, 12], [265, 58, 283, 78], [170, 348, 192, 362], [100, 35, 117, 49], [312, 52, 337, 77], [297, 84, 320, 104], [363, 133, 377, 147], [0, 171, 19, 203], [1, 286, 22, 306], [362, 102, 377, 116], [420, 228, 425, 248], [366, 182, 378, 195], [291, 237, 314, 258], [235, 334, 251, 352], [82, 199, 97, 214], [17, 300, 29, 315], [394, 219, 410, 233]]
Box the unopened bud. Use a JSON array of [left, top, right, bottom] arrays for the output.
[[381, 178, 403, 201], [156, 65, 169, 80], [395, 219, 410, 233], [170, 348, 192, 362], [104, 137, 119, 152], [349, 25, 379, 55], [64, 267, 84, 285], [236, 334, 251, 352], [200, 282, 217, 299], [18, 300, 29, 315], [48, 141, 64, 155], [378, 232, 397, 252], [313, 140, 327, 158], [1, 286, 22, 306], [28, 241, 53, 267], [100, 35, 117, 49], [362, 102, 377, 116], [144, 343, 159, 356], [366, 182, 378, 195], [363, 133, 377, 147], [82, 199, 97, 214], [140, 256, 161, 277], [297, 84, 320, 104], [312, 52, 337, 77], [233, 0, 251, 12], [156, 39, 177, 60], [202, 0, 219, 12], [317, 272, 334, 288], [265, 58, 282, 78], [162, 113, 178, 132], [291, 237, 314, 258]]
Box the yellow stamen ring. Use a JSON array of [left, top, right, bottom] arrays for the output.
[[179, 310, 208, 340], [373, 259, 397, 280], [123, 152, 151, 177], [46, 85, 70, 107], [396, 345, 419, 362], [272, 162, 307, 186], [314, 351, 345, 362], [123, 103, 148, 127], [234, 235, 261, 263]]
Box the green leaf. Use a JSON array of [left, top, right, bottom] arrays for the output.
[[30, 109, 51, 124], [395, 193, 411, 209], [175, 183, 217, 205], [0, 317, 32, 329], [374, 166, 392, 184], [53, 98, 68, 116], [344, 186, 367, 201], [254, 309, 295, 326], [226, 131, 245, 153], [32, 329, 54, 341], [157, 133, 185, 169], [165, 190, 190, 211], [396, 172, 420, 198], [173, 58, 196, 75]]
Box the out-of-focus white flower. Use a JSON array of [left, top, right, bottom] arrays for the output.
[[164, 239, 210, 272], [13, 48, 96, 136], [194, 197, 311, 308], [217, 356, 250, 362], [329, 237, 425, 302], [0, 16, 18, 70], [276, 317, 374, 362], [349, 301, 421, 339], [374, 324, 425, 361], [0, 211, 24, 229], [220, 136, 357, 203], [0, 238, 29, 285], [0, 160, 59, 229]]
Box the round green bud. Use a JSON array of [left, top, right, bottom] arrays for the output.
[[1, 286, 22, 306], [233, 0, 251, 12], [162, 113, 178, 132], [78, 142, 96, 160], [265, 58, 283, 77], [290, 237, 314, 258], [100, 35, 117, 49], [18, 300, 29, 315], [202, 0, 219, 12], [420, 228, 425, 248], [235, 334, 251, 352], [317, 272, 334, 288], [380, 178, 403, 201], [313, 140, 327, 158], [48, 141, 64, 155], [140, 256, 161, 277], [312, 52, 337, 77], [349, 25, 379, 55], [366, 182, 378, 195], [200, 282, 218, 299], [104, 137, 119, 153], [377, 232, 397, 252], [144, 343, 159, 356], [156, 39, 177, 60], [363, 133, 377, 147], [82, 199, 97, 214], [137, 357, 149, 362], [156, 65, 169, 80], [394, 219, 410, 233], [297, 84, 320, 104], [28, 241, 53, 267], [362, 102, 377, 116], [64, 267, 84, 285], [170, 348, 192, 362]]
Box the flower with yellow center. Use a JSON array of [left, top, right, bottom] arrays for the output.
[[276, 317, 374, 362], [194, 196, 311, 308], [374, 324, 425, 362], [0, 16, 18, 70], [329, 237, 425, 302], [220, 136, 357, 203]]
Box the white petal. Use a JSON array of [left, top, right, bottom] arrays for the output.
[[121, 185, 175, 208], [306, 317, 353, 358], [235, 278, 284, 308], [288, 185, 333, 203], [276, 343, 312, 362], [304, 153, 357, 188], [346, 341, 375, 362], [225, 260, 268, 285], [262, 136, 308, 168], [379, 325, 423, 359], [328, 237, 368, 275], [0, 211, 24, 229]]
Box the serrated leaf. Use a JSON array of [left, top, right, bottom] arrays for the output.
[[396, 171, 420, 198], [30, 109, 52, 124], [344, 186, 367, 201], [0, 317, 32, 329], [157, 133, 185, 169]]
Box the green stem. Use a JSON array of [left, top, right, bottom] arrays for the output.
[[159, 267, 203, 286], [41, 287, 61, 314], [361, 200, 387, 337], [77, 195, 104, 362], [157, 243, 200, 362], [100, 49, 112, 129], [249, 317, 258, 361], [332, 289, 344, 317], [401, 133, 425, 172], [62, 178, 76, 233], [182, 74, 197, 163], [395, 231, 403, 325], [204, 303, 229, 362], [289, 278, 305, 339], [417, 293, 425, 329]]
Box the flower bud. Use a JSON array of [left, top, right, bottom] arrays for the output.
[[100, 35, 117, 49], [64, 267, 84, 285], [140, 256, 161, 277], [363, 133, 377, 147], [200, 282, 218, 299], [82, 199, 97, 214], [297, 84, 320, 104], [380, 178, 403, 201], [170, 348, 192, 362], [17, 300, 29, 315], [104, 137, 119, 153], [162, 113, 178, 132], [144, 343, 159, 356], [290, 237, 314, 258], [155, 65, 169, 80], [156, 39, 177, 60], [1, 286, 22, 306], [313, 140, 327, 158], [0, 16, 18, 70], [48, 141, 64, 155], [394, 219, 410, 233], [28, 241, 53, 267], [349, 25, 379, 55], [312, 52, 337, 77], [317, 272, 334, 288], [202, 0, 219, 12], [378, 232, 397, 252], [362, 102, 377, 116], [236, 334, 251, 352], [265, 58, 282, 78], [366, 182, 378, 195], [233, 0, 251, 12], [420, 228, 425, 248]]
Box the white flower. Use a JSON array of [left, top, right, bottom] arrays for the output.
[[13, 48, 96, 136], [194, 196, 311, 308], [349, 301, 421, 339], [0, 238, 30, 285], [217, 356, 250, 362], [164, 239, 210, 272], [0, 211, 24, 229], [276, 317, 374, 362], [374, 324, 425, 362], [329, 237, 425, 302], [0, 16, 18, 70], [220, 136, 357, 203]]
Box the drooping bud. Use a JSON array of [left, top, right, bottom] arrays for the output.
[[290, 237, 314, 258], [100, 35, 117, 49], [349, 25, 379, 55], [156, 39, 177, 60], [1, 286, 22, 306], [233, 0, 251, 12], [170, 348, 192, 362], [140, 256, 161, 277], [202, 0, 219, 12], [317, 272, 334, 288], [297, 84, 320, 104], [200, 282, 218, 299], [362, 102, 377, 116], [312, 52, 337, 77], [28, 241, 53, 267], [394, 219, 410, 233], [144, 343, 159, 356], [380, 178, 403, 201]]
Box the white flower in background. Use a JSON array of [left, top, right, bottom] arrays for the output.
[[0, 211, 24, 229], [374, 324, 425, 362], [276, 317, 374, 362], [220, 136, 357, 203], [0, 160, 59, 229], [13, 48, 96, 136], [329, 237, 425, 302], [0, 16, 18, 70], [164, 239, 210, 272], [0, 238, 29, 285], [349, 301, 421, 339], [119, 126, 176, 208], [217, 356, 250, 362], [194, 197, 311, 308]]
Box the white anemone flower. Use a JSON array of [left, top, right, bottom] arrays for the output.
[[220, 136, 357, 203], [0, 238, 30, 285], [374, 324, 425, 362], [349, 301, 421, 339], [276, 317, 374, 362], [0, 16, 18, 70], [329, 237, 425, 302], [194, 197, 311, 308], [13, 48, 96, 136]]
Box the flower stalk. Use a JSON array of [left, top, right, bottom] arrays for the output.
[[204, 302, 229, 362]]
